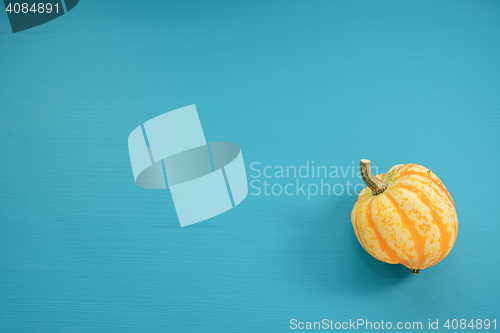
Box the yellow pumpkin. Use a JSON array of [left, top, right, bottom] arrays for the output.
[[351, 159, 458, 274]]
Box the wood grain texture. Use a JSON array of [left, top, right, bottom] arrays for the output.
[[1, 1, 499, 332]]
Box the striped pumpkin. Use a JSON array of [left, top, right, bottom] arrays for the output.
[[351, 160, 458, 274]]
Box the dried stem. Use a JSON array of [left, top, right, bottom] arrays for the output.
[[360, 159, 387, 196]]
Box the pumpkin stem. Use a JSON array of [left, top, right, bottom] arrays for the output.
[[360, 159, 387, 195]]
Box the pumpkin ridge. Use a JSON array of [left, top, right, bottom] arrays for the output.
[[367, 197, 401, 264], [353, 201, 369, 253], [392, 175, 455, 219], [377, 193, 416, 264], [397, 170, 455, 208], [357, 190, 372, 203], [394, 184, 453, 268], [385, 192, 426, 268], [359, 198, 377, 257], [384, 164, 406, 183]]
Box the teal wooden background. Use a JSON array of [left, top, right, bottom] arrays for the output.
[[1, 1, 499, 332]]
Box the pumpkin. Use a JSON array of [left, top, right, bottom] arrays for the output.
[[351, 159, 458, 274]]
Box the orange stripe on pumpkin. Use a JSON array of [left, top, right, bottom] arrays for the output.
[[366, 197, 401, 264], [385, 192, 426, 268], [398, 170, 455, 208], [395, 184, 453, 267]]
